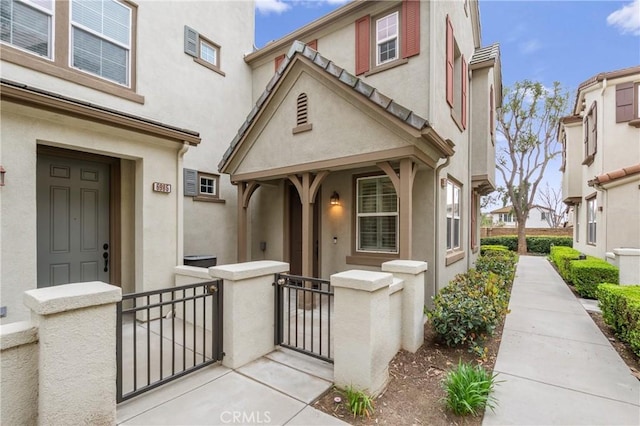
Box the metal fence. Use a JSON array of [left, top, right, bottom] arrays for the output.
[[116, 280, 223, 402], [274, 273, 333, 363]]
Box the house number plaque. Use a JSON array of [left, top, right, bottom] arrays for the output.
[[152, 182, 172, 193]]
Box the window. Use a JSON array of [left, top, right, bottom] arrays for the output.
[[587, 197, 596, 244], [583, 101, 597, 165], [499, 213, 513, 223], [356, 176, 398, 253], [540, 211, 547, 221], [470, 192, 478, 250], [184, 168, 224, 202], [71, 0, 131, 86], [0, 0, 140, 101], [446, 180, 461, 250], [184, 26, 224, 76], [1, 0, 53, 58], [354, 0, 420, 75], [375, 12, 398, 65], [446, 15, 467, 129], [575, 204, 580, 242]]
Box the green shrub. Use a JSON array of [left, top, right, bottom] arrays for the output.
[[549, 246, 581, 281], [344, 385, 374, 418], [475, 252, 517, 285], [596, 284, 640, 357], [570, 260, 619, 299], [443, 361, 499, 416], [429, 270, 510, 353], [481, 236, 572, 254], [480, 245, 510, 255], [526, 236, 573, 254]]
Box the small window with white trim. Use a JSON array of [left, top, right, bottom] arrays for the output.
[[198, 172, 219, 199], [375, 11, 398, 65], [587, 196, 597, 245], [446, 179, 461, 251], [184, 25, 224, 76]]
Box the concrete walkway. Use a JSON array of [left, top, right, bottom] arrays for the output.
[[117, 348, 347, 425], [483, 255, 640, 426]]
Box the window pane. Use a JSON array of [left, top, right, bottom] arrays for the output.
[[454, 218, 460, 248], [72, 0, 130, 45], [378, 39, 397, 63], [358, 216, 397, 252], [200, 40, 217, 65], [446, 217, 452, 250], [73, 28, 127, 84], [1, 0, 50, 57], [358, 177, 397, 214]]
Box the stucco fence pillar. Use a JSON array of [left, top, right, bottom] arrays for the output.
[[209, 260, 289, 369], [381, 260, 427, 352], [22, 281, 122, 425], [614, 248, 640, 285]]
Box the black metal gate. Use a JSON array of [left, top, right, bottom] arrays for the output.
[[116, 280, 224, 402], [274, 273, 333, 363]]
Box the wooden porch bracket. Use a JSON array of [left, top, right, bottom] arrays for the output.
[[236, 181, 261, 262]]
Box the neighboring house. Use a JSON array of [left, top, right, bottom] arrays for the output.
[[219, 0, 501, 304], [559, 66, 640, 259], [0, 0, 254, 323], [488, 205, 563, 228], [0, 0, 500, 323]]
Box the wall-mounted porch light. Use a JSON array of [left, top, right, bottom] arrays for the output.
[[0, 166, 5, 186], [330, 191, 340, 206]]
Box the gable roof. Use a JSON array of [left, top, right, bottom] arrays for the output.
[[490, 206, 513, 214], [219, 40, 440, 172]]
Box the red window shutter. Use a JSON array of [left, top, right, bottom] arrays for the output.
[[355, 15, 370, 75], [274, 54, 285, 72], [401, 0, 420, 58], [616, 82, 634, 123], [490, 85, 494, 136], [461, 55, 467, 129], [592, 102, 597, 153], [446, 15, 454, 107], [307, 39, 317, 50]]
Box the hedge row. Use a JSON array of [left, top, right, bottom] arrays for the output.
[[480, 236, 572, 253], [549, 246, 619, 298], [428, 251, 517, 356], [596, 284, 640, 357]]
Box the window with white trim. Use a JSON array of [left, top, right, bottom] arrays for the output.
[[1, 0, 53, 58], [70, 0, 131, 86], [184, 25, 223, 75], [587, 197, 596, 244], [199, 38, 217, 66], [199, 172, 218, 198], [446, 180, 461, 250], [356, 176, 398, 253], [575, 204, 580, 242], [375, 11, 398, 65]]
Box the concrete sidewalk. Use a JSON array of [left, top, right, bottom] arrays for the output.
[[117, 348, 347, 425], [483, 255, 640, 426]]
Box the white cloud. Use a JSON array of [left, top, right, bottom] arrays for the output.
[[519, 39, 541, 55], [255, 0, 291, 15], [607, 0, 640, 36]]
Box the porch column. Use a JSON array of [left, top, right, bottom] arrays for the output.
[[378, 159, 417, 259], [288, 171, 328, 277], [236, 181, 260, 263]]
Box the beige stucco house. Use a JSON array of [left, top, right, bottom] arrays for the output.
[[221, 0, 501, 305], [559, 66, 640, 259], [0, 0, 254, 323], [1, 0, 500, 323]]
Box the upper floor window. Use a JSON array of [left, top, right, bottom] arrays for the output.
[[583, 101, 597, 165], [198, 172, 219, 199], [446, 15, 467, 130], [375, 11, 398, 65], [1, 0, 53, 58], [616, 81, 640, 125], [354, 0, 420, 76], [446, 179, 461, 250], [71, 0, 131, 86], [184, 25, 224, 76], [356, 175, 398, 254]]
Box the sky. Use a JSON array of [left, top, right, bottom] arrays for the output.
[[253, 0, 640, 209]]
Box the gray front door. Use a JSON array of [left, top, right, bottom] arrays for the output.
[[37, 154, 110, 287]]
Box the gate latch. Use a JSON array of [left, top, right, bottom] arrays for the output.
[[277, 278, 286, 286], [207, 283, 218, 294]]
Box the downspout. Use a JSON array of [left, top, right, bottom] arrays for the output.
[[177, 142, 190, 266], [433, 154, 451, 300], [598, 79, 608, 254]]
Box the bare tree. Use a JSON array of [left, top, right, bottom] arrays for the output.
[[496, 80, 569, 254], [537, 182, 565, 228]]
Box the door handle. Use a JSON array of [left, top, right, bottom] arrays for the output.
[[103, 251, 109, 272]]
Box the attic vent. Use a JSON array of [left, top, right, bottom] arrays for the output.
[[292, 93, 313, 134], [297, 93, 308, 126]]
